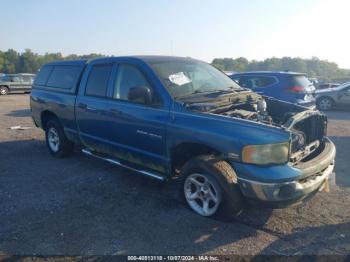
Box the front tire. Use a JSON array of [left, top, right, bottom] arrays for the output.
[[317, 97, 334, 111], [45, 119, 73, 157], [0, 86, 9, 95], [181, 155, 243, 220]]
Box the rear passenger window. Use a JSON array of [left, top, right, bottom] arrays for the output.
[[239, 76, 277, 89], [34, 66, 53, 85], [22, 75, 32, 82], [46, 66, 82, 89], [85, 64, 113, 97], [12, 76, 22, 82]]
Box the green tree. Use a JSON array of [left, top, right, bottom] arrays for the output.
[[17, 49, 40, 73], [211, 56, 350, 83], [3, 49, 19, 73]]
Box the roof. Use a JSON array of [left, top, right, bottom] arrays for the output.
[[232, 71, 306, 76], [91, 55, 199, 64], [44, 59, 88, 66], [129, 55, 196, 62], [43, 56, 200, 67]]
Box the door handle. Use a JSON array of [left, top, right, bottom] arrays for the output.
[[86, 106, 98, 112], [78, 103, 98, 112], [78, 103, 87, 109], [110, 109, 120, 115]]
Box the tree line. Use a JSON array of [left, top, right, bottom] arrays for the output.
[[212, 57, 350, 83], [0, 49, 103, 74], [1, 49, 350, 83]]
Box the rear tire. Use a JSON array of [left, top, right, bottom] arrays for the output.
[[180, 155, 243, 220], [0, 86, 9, 95], [45, 119, 73, 158], [317, 97, 334, 111]]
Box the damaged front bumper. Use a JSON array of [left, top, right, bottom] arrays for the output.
[[234, 137, 336, 206]]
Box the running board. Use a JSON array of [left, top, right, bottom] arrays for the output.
[[81, 149, 165, 181]]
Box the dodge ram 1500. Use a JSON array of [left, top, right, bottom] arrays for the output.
[[30, 56, 336, 219]]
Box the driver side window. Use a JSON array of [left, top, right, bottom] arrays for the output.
[[114, 64, 149, 100], [113, 64, 161, 106]]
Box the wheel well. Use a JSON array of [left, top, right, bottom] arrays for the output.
[[41, 111, 58, 130], [0, 85, 9, 90], [170, 142, 219, 175]]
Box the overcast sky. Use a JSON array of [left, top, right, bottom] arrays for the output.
[[1, 0, 349, 68]]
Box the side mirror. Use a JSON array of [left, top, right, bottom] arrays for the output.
[[128, 86, 152, 105]]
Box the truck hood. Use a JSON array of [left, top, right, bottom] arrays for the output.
[[182, 89, 327, 163]]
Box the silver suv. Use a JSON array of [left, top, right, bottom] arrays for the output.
[[316, 82, 350, 110], [0, 73, 35, 95]]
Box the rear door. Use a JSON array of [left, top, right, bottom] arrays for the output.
[[9, 75, 24, 91], [237, 75, 279, 97], [75, 61, 114, 153]]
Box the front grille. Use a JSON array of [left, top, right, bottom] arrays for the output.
[[290, 114, 327, 154]]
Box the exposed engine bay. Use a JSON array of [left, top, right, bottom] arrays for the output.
[[183, 89, 327, 163]]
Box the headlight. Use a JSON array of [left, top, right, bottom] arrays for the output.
[[241, 142, 290, 165]]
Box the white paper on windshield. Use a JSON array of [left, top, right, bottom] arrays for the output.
[[168, 72, 191, 86]]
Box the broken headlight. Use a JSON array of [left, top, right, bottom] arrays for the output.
[[241, 142, 290, 165]]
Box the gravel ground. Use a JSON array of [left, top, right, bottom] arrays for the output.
[[0, 94, 349, 256]]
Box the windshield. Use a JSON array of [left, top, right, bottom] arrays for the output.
[[148, 59, 241, 98]]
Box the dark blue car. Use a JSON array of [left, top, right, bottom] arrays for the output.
[[230, 71, 316, 108]]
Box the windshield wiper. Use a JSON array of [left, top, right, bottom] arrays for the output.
[[193, 89, 237, 95], [175, 87, 241, 99]]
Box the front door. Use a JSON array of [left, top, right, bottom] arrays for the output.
[[21, 75, 33, 91], [105, 63, 169, 174]]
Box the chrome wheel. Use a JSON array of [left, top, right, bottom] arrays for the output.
[[318, 98, 333, 110], [48, 127, 60, 152], [0, 87, 8, 95], [184, 173, 222, 216]]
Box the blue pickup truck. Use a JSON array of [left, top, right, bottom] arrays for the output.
[[30, 56, 336, 219]]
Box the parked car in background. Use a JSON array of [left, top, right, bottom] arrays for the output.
[[317, 83, 340, 90], [0, 73, 35, 95], [316, 82, 350, 110], [230, 72, 316, 108], [30, 56, 335, 219]]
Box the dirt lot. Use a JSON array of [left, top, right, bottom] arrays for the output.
[[0, 94, 349, 256]]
